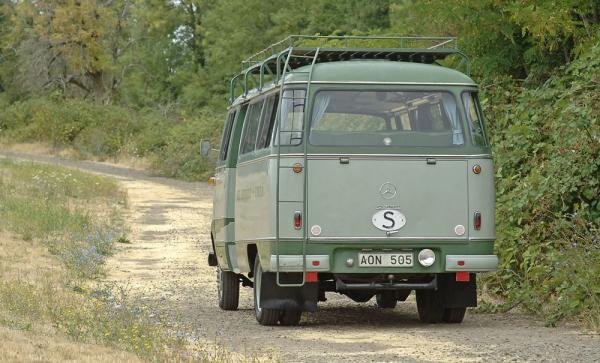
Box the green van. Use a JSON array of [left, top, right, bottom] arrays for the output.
[[205, 36, 498, 326]]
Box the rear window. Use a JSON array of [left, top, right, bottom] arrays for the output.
[[309, 90, 465, 147], [275, 89, 305, 146]]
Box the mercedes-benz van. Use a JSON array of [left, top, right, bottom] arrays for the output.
[[205, 36, 498, 326]]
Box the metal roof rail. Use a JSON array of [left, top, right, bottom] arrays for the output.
[[242, 35, 460, 69], [230, 35, 469, 104]]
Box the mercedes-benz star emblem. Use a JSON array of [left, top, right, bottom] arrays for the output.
[[379, 182, 397, 199]]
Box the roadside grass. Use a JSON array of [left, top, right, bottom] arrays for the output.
[[0, 159, 236, 361], [0, 158, 126, 278]]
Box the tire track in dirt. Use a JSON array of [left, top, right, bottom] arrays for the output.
[[2, 150, 599, 362]]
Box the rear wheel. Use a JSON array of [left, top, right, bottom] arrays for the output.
[[253, 258, 282, 325], [279, 310, 302, 326], [443, 307, 466, 323], [218, 268, 239, 310], [416, 290, 444, 323], [376, 291, 397, 309]]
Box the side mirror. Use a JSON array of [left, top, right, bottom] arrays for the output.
[[200, 140, 211, 157]]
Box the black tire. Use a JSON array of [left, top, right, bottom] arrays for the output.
[[376, 291, 397, 309], [253, 258, 282, 325], [218, 268, 239, 310], [416, 290, 445, 323], [279, 310, 302, 326], [443, 307, 466, 323]]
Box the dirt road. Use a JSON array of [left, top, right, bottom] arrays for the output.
[[2, 151, 599, 362]]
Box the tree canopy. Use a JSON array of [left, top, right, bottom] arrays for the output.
[[1, 0, 595, 109]]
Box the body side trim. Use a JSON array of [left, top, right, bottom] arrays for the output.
[[309, 236, 468, 242], [235, 153, 492, 167], [283, 81, 477, 86]]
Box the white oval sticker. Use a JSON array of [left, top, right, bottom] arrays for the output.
[[372, 210, 406, 232]]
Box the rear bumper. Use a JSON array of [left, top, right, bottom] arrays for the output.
[[270, 255, 330, 272], [445, 255, 498, 272], [335, 276, 438, 291], [268, 253, 498, 273]]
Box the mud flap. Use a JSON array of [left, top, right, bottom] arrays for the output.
[[208, 252, 218, 266], [259, 272, 319, 312], [438, 273, 477, 308]]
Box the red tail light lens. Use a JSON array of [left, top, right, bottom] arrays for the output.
[[294, 211, 302, 230], [306, 272, 318, 283], [456, 271, 470, 282], [474, 211, 481, 230]]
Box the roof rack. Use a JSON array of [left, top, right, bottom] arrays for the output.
[[230, 35, 469, 104]]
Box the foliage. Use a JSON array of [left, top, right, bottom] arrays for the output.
[[0, 98, 222, 180], [481, 44, 600, 329], [389, 0, 600, 82]]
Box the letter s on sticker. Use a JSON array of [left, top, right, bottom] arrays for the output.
[[383, 211, 395, 229]]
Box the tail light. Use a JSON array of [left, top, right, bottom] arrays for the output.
[[474, 211, 481, 230], [456, 271, 470, 282], [306, 272, 318, 283], [294, 211, 302, 230]]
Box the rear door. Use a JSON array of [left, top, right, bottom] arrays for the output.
[[307, 156, 469, 240], [306, 89, 470, 241]]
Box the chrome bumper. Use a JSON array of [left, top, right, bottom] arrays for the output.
[[268, 254, 498, 273], [445, 255, 499, 272], [269, 255, 330, 272]]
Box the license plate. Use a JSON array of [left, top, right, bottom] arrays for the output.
[[358, 253, 413, 267]]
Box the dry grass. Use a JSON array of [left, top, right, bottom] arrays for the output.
[[0, 159, 231, 362], [0, 233, 141, 363]]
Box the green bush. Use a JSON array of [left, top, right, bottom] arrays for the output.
[[0, 98, 223, 180], [149, 110, 222, 180], [481, 45, 600, 329]]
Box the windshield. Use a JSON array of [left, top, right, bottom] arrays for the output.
[[309, 90, 465, 147]]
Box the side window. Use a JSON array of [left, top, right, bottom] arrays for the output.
[[256, 94, 278, 149], [276, 89, 305, 145], [461, 92, 488, 146], [240, 100, 264, 154], [218, 111, 236, 162]]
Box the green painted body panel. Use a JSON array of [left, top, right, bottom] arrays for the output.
[[307, 158, 469, 240], [235, 154, 305, 243], [212, 106, 247, 271], [285, 61, 476, 85]]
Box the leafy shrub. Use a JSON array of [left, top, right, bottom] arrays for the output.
[[0, 98, 223, 180], [148, 110, 222, 180], [481, 45, 600, 329]]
